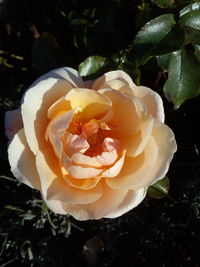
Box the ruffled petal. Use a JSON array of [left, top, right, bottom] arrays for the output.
[[132, 86, 165, 123], [63, 88, 112, 121], [119, 115, 153, 157], [8, 129, 41, 189], [99, 88, 143, 136], [92, 70, 136, 91], [143, 120, 177, 186], [60, 182, 129, 220], [106, 137, 158, 190], [36, 148, 103, 204], [5, 109, 23, 141], [105, 187, 147, 218]]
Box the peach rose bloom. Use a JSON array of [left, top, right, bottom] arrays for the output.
[[5, 68, 177, 220]]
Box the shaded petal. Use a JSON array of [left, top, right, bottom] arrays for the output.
[[36, 148, 103, 204], [92, 70, 136, 91], [132, 86, 165, 123], [105, 187, 147, 218], [22, 78, 73, 155], [64, 133, 89, 157], [119, 115, 153, 157], [5, 109, 23, 141], [64, 174, 100, 190], [143, 120, 177, 186], [46, 108, 80, 158], [106, 137, 158, 190], [99, 89, 143, 136], [60, 182, 129, 220], [8, 129, 41, 189]]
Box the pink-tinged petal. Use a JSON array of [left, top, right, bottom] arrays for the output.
[[133, 86, 165, 123], [60, 182, 129, 220], [63, 88, 112, 121], [101, 149, 126, 177], [106, 137, 158, 190], [5, 109, 23, 141], [105, 187, 147, 218], [143, 120, 177, 186], [67, 165, 102, 179], [64, 133, 89, 157], [22, 78, 73, 155], [119, 115, 153, 157], [8, 129, 41, 190], [99, 89, 143, 136], [92, 70, 136, 91], [64, 174, 100, 190], [46, 108, 80, 159], [36, 148, 103, 204]]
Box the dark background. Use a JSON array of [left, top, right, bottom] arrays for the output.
[[0, 0, 200, 266]]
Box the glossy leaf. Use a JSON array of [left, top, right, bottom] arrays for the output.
[[78, 56, 111, 79], [180, 3, 200, 17], [194, 44, 200, 61], [179, 10, 200, 45], [164, 49, 200, 108], [151, 0, 174, 8], [147, 177, 169, 199], [157, 53, 172, 71], [131, 14, 184, 64]]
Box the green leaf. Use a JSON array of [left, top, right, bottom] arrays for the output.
[[194, 44, 200, 61], [131, 14, 184, 64], [151, 0, 174, 8], [180, 3, 200, 17], [179, 10, 200, 45], [157, 53, 171, 70], [78, 56, 111, 79], [164, 49, 200, 108], [147, 177, 169, 199]]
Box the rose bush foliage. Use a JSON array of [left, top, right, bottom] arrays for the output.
[[5, 68, 177, 220]]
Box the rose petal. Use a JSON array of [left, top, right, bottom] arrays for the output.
[[92, 70, 136, 91], [60, 182, 129, 220], [63, 88, 112, 121], [5, 109, 23, 141], [8, 128, 41, 189], [143, 120, 177, 186], [64, 133, 89, 157], [46, 108, 80, 158], [67, 165, 102, 179], [99, 88, 143, 136], [64, 174, 100, 190], [36, 148, 103, 204], [106, 137, 158, 190], [101, 149, 126, 177], [105, 187, 147, 218], [119, 115, 153, 157], [22, 78, 73, 155], [132, 86, 165, 123]]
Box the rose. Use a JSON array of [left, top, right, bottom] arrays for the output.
[[5, 67, 177, 220]]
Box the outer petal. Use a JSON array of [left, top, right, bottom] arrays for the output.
[[92, 70, 136, 90], [106, 137, 158, 190], [143, 120, 177, 186], [36, 148, 103, 204], [105, 187, 147, 218], [8, 129, 41, 189], [5, 109, 23, 141], [60, 182, 129, 220], [21, 67, 84, 155], [132, 86, 165, 123], [99, 89, 143, 136], [22, 78, 73, 155]]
